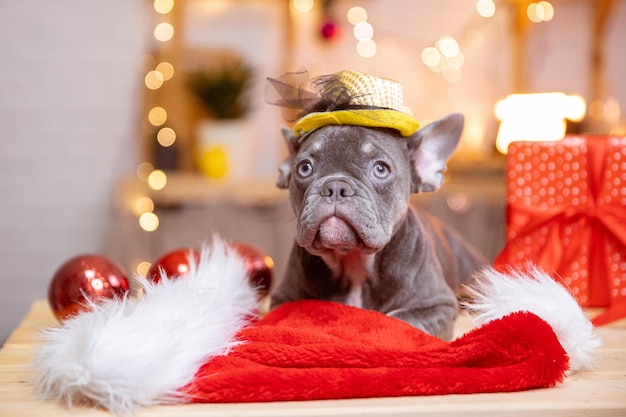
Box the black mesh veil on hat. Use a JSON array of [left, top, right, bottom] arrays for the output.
[[265, 69, 371, 121]]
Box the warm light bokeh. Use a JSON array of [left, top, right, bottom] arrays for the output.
[[528, 1, 555, 22], [495, 93, 586, 154], [290, 0, 314, 14], [153, 0, 174, 14], [155, 61, 174, 81], [136, 261, 152, 277], [476, 0, 496, 18], [157, 127, 176, 147], [135, 197, 155, 216], [353, 21, 374, 41], [422, 35, 464, 81], [147, 169, 168, 190], [357, 39, 377, 58], [148, 107, 167, 126], [136, 162, 154, 181], [139, 212, 160, 232], [347, 6, 368, 25], [154, 22, 174, 42], [144, 70, 164, 90], [436, 36, 459, 58]]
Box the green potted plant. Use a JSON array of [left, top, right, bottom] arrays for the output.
[[186, 57, 253, 120], [186, 55, 255, 181]]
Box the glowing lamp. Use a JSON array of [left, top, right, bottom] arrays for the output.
[[495, 92, 586, 154]]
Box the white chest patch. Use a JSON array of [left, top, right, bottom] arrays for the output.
[[321, 252, 375, 309], [344, 282, 364, 308]]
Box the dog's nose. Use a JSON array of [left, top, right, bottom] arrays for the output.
[[321, 180, 355, 202]]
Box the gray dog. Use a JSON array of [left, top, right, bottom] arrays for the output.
[[271, 113, 487, 340]]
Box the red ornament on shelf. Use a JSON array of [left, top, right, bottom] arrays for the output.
[[321, 20, 337, 39], [48, 255, 130, 321], [231, 242, 273, 299], [320, 20, 342, 40], [146, 248, 200, 283]]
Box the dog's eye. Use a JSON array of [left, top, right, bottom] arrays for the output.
[[373, 162, 390, 179], [296, 160, 313, 178]]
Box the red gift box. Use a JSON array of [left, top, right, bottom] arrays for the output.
[[494, 136, 626, 323]]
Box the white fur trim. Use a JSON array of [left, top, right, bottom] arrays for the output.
[[464, 266, 602, 373], [34, 236, 257, 413]]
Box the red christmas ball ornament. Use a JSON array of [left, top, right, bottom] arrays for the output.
[[320, 20, 341, 40], [231, 242, 273, 299], [147, 248, 200, 283], [48, 254, 130, 321]]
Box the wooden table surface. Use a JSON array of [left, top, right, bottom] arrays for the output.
[[1, 300, 625, 416]]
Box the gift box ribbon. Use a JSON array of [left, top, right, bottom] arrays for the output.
[[496, 137, 626, 323]]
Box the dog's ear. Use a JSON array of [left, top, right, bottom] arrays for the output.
[[276, 126, 300, 189], [406, 113, 463, 193]]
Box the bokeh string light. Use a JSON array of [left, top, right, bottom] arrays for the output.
[[527, 1, 555, 22], [148, 106, 167, 127], [156, 62, 174, 80], [154, 22, 175, 42], [291, 0, 314, 14], [156, 127, 176, 147], [147, 169, 168, 191], [134, 197, 155, 216], [476, 0, 496, 18], [296, 0, 555, 82], [131, 0, 181, 275], [348, 6, 376, 58], [153, 0, 174, 14], [421, 36, 464, 83]]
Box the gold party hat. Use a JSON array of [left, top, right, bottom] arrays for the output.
[[266, 70, 419, 136], [292, 70, 419, 137]]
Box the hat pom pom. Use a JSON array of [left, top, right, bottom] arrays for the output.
[[464, 266, 602, 373]]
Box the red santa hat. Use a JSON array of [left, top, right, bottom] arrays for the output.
[[34, 237, 601, 414]]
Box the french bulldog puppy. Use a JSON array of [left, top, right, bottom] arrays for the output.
[[271, 113, 487, 340]]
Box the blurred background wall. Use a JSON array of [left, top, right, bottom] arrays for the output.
[[0, 1, 149, 342]]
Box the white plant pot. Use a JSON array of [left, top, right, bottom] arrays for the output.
[[195, 119, 254, 182]]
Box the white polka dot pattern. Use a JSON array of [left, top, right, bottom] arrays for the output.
[[495, 136, 626, 307]]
